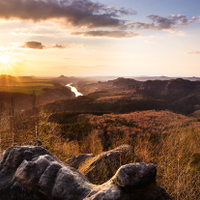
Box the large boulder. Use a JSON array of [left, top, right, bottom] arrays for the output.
[[0, 146, 51, 200], [66, 144, 135, 184], [0, 146, 170, 200]]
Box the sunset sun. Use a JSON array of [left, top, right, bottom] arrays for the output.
[[0, 54, 10, 64], [0, 51, 15, 73]]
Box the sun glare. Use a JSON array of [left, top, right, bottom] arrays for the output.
[[0, 54, 9, 64], [0, 48, 16, 74]]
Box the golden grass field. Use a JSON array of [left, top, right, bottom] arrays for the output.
[[0, 82, 55, 94]]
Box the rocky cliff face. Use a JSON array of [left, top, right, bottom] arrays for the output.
[[0, 145, 170, 200]]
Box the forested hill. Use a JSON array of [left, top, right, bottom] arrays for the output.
[[75, 77, 200, 115]]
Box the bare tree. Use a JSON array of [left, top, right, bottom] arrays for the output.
[[31, 90, 38, 139], [10, 96, 15, 145], [0, 98, 4, 154]]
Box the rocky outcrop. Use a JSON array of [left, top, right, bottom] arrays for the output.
[[66, 145, 135, 184], [66, 153, 95, 169], [0, 146, 170, 200]]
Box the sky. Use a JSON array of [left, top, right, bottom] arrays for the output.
[[0, 0, 200, 77]]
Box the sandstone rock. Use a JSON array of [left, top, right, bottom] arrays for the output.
[[67, 144, 135, 184], [0, 145, 170, 200], [112, 163, 156, 188], [66, 153, 95, 169]]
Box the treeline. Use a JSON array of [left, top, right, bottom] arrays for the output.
[[48, 111, 111, 124], [42, 96, 168, 114]]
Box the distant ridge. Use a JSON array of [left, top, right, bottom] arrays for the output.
[[53, 75, 200, 83], [0, 75, 36, 86], [127, 76, 200, 81]]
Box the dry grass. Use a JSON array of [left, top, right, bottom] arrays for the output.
[[0, 110, 200, 199], [155, 126, 200, 200]]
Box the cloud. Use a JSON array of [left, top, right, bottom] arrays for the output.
[[51, 43, 68, 49], [129, 14, 198, 31], [101, 7, 137, 16], [176, 31, 189, 36], [21, 41, 44, 49], [0, 0, 136, 29], [71, 30, 140, 38], [11, 27, 59, 36], [1, 0, 197, 39], [187, 51, 200, 55], [21, 41, 85, 49], [51, 43, 86, 48]]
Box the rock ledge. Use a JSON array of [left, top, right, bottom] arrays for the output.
[[0, 146, 170, 200]]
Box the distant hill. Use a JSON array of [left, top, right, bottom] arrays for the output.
[[126, 75, 200, 81], [0, 75, 18, 86], [77, 77, 200, 95], [52, 75, 119, 87], [74, 77, 200, 115], [0, 75, 37, 86], [2, 75, 200, 115], [0, 84, 75, 115], [52, 75, 80, 86]]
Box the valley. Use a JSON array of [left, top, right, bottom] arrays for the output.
[[0, 75, 200, 199]]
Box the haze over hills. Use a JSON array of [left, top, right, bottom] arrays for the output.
[[1, 74, 200, 86], [0, 75, 76, 114], [1, 75, 200, 115], [52, 75, 200, 84], [0, 75, 37, 86]]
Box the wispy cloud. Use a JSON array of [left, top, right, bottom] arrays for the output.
[[176, 31, 189, 36], [187, 51, 200, 55], [71, 30, 140, 38], [21, 41, 85, 49], [51, 43, 69, 49], [11, 27, 59, 36], [129, 14, 199, 31]]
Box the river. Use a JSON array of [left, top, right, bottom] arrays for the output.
[[66, 83, 83, 97]]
